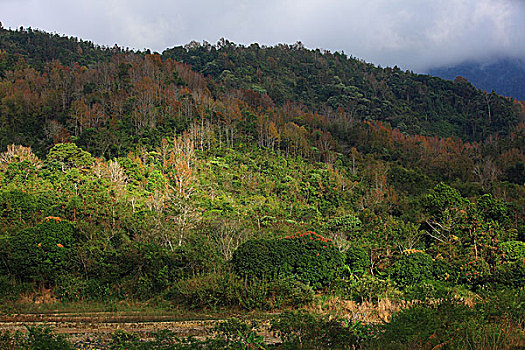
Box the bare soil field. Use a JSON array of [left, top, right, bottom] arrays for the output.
[[0, 312, 279, 347]]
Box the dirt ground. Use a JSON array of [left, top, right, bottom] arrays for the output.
[[0, 312, 280, 347]]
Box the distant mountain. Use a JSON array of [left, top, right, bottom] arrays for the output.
[[428, 58, 525, 101]]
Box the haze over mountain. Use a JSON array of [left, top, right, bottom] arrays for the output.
[[428, 58, 525, 101]]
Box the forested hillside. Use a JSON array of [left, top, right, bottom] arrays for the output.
[[0, 27, 524, 348], [164, 40, 521, 141], [0, 26, 117, 73]]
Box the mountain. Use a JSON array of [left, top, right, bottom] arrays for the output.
[[0, 26, 118, 73], [163, 41, 520, 142], [428, 58, 525, 101]]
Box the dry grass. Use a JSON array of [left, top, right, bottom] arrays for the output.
[[307, 296, 415, 323]]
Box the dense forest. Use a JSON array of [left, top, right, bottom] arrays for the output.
[[0, 27, 524, 349]]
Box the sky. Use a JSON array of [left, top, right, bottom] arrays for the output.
[[1, 0, 524, 72]]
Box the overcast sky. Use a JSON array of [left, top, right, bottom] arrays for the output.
[[1, 0, 524, 72]]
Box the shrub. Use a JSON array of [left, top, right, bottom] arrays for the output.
[[373, 301, 470, 349], [213, 318, 265, 349], [334, 274, 400, 302], [324, 215, 362, 236], [231, 239, 277, 279], [232, 232, 344, 289], [459, 258, 491, 287], [432, 257, 458, 283], [403, 280, 452, 301], [6, 218, 75, 284], [494, 260, 525, 288], [344, 245, 369, 275], [174, 272, 314, 311], [500, 240, 525, 262], [476, 193, 509, 224], [54, 274, 90, 302], [174, 272, 242, 310], [389, 251, 434, 287], [27, 325, 74, 350], [270, 310, 361, 349], [373, 299, 524, 349], [266, 278, 314, 309]]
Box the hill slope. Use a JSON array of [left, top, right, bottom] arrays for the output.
[[0, 29, 524, 338], [163, 41, 521, 142]]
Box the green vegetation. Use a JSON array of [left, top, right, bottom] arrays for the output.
[[0, 28, 524, 348]]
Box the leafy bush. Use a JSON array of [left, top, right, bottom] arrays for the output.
[[459, 258, 491, 287], [324, 215, 362, 236], [231, 239, 277, 279], [500, 240, 525, 262], [373, 299, 524, 349], [422, 182, 468, 218], [104, 319, 266, 349], [266, 278, 314, 309], [54, 274, 90, 301], [46, 143, 94, 170], [389, 251, 434, 287], [174, 272, 241, 310], [174, 273, 314, 310], [5, 218, 75, 284], [27, 325, 73, 350], [333, 274, 400, 302], [476, 193, 509, 224], [403, 280, 452, 301], [344, 245, 369, 275], [270, 310, 361, 349], [373, 301, 471, 349], [432, 258, 458, 283], [232, 232, 344, 289], [0, 326, 73, 350], [213, 318, 266, 350], [494, 260, 525, 287]]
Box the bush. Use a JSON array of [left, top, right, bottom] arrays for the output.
[[500, 240, 525, 262], [403, 280, 452, 301], [373, 299, 524, 349], [213, 318, 265, 349], [459, 258, 491, 287], [324, 215, 362, 236], [232, 232, 344, 289], [231, 239, 276, 279], [334, 274, 400, 302], [54, 274, 90, 302], [271, 310, 361, 349], [27, 325, 74, 350], [266, 278, 314, 309], [494, 260, 525, 288], [344, 245, 369, 275], [372, 301, 470, 349], [432, 258, 458, 283], [389, 251, 434, 287], [5, 218, 75, 284], [174, 273, 314, 311], [0, 275, 27, 302], [0, 326, 74, 350], [174, 272, 242, 310]]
